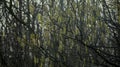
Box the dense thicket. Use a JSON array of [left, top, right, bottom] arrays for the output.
[[0, 0, 120, 67]]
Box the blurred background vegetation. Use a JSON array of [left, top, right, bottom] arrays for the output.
[[0, 0, 120, 67]]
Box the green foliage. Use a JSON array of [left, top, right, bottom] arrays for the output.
[[0, 0, 119, 67]]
